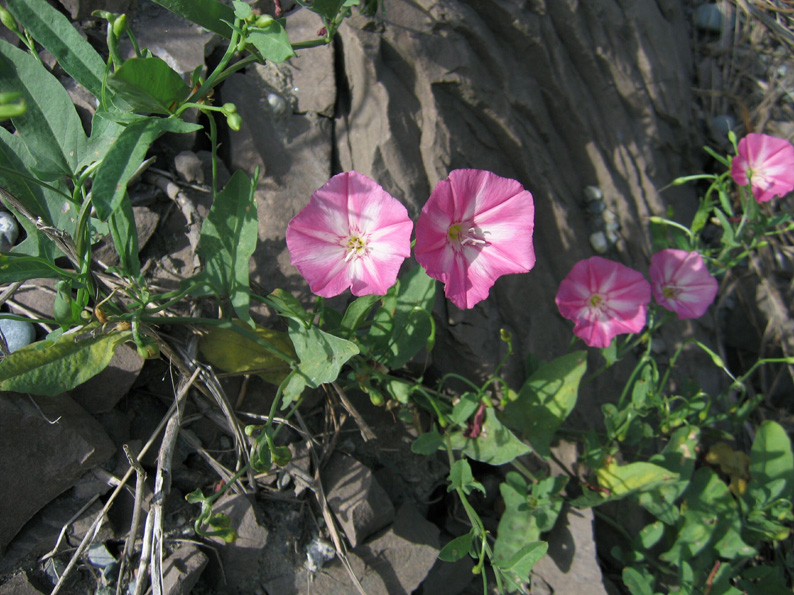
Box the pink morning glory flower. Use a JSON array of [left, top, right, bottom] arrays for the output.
[[286, 171, 413, 298], [730, 133, 794, 203], [649, 249, 718, 320], [555, 256, 651, 348], [413, 169, 535, 309]]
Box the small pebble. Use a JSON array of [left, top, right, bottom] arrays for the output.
[[587, 200, 607, 215], [0, 211, 19, 252], [583, 185, 603, 202], [0, 318, 35, 353], [589, 231, 608, 254], [602, 209, 617, 224], [267, 92, 287, 115], [306, 537, 335, 572], [174, 150, 205, 184], [605, 220, 621, 233], [605, 230, 620, 245], [694, 4, 733, 33]]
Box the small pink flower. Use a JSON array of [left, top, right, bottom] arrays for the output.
[[286, 171, 413, 297], [555, 257, 651, 348], [414, 169, 535, 309], [730, 133, 794, 203], [649, 249, 717, 319]]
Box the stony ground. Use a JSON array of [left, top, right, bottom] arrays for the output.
[[1, 0, 793, 593]]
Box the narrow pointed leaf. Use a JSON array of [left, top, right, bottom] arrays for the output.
[[197, 170, 259, 323], [0, 40, 87, 177], [91, 117, 200, 220], [149, 0, 235, 38], [108, 57, 191, 115], [0, 325, 132, 395], [6, 0, 106, 98]]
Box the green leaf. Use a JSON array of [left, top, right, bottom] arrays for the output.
[[448, 407, 531, 466], [622, 566, 657, 595], [370, 265, 436, 369], [448, 459, 485, 496], [339, 294, 380, 337], [248, 19, 295, 63], [196, 170, 259, 323], [494, 472, 565, 577], [308, 0, 346, 20], [199, 320, 295, 385], [0, 40, 87, 177], [6, 0, 106, 98], [288, 321, 359, 388], [91, 117, 200, 221], [0, 253, 62, 283], [501, 351, 587, 458], [266, 288, 311, 324], [108, 198, 140, 278], [108, 57, 191, 115], [0, 325, 131, 395], [410, 426, 444, 455], [746, 420, 794, 503], [438, 531, 475, 562], [660, 468, 754, 565], [492, 541, 548, 590], [0, 127, 76, 236], [149, 0, 235, 39], [597, 460, 679, 499], [639, 426, 700, 524]]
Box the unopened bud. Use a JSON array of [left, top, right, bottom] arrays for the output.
[[222, 102, 237, 114], [254, 14, 274, 27], [226, 113, 243, 131], [0, 6, 18, 33], [112, 14, 127, 38]]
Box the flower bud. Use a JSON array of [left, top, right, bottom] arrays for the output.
[[112, 14, 127, 38], [222, 102, 237, 114], [0, 6, 18, 33], [226, 113, 243, 131], [254, 14, 274, 27]]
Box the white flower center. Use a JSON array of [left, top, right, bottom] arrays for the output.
[[448, 222, 490, 248], [344, 234, 369, 261]]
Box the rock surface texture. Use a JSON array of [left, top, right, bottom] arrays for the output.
[[230, 0, 697, 394]]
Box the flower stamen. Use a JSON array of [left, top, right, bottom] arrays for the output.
[[448, 222, 490, 248], [344, 234, 368, 261]]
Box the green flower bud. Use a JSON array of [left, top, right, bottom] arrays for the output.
[[0, 6, 18, 33], [222, 102, 237, 114], [226, 113, 243, 131], [112, 14, 127, 38], [254, 14, 274, 28]]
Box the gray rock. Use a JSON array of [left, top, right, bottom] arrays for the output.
[[331, 0, 698, 396], [322, 452, 395, 548], [0, 493, 113, 575], [0, 392, 115, 554], [0, 319, 35, 353], [0, 571, 46, 594], [531, 506, 609, 595], [174, 151, 205, 185], [0, 211, 19, 251], [694, 3, 733, 33], [93, 205, 160, 267], [162, 543, 208, 595]]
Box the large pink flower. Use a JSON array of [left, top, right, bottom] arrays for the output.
[[414, 169, 535, 309], [730, 133, 794, 203], [650, 249, 718, 319], [555, 257, 651, 348], [286, 171, 413, 297]]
